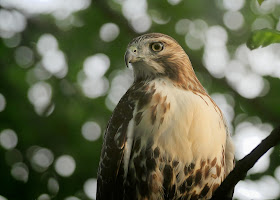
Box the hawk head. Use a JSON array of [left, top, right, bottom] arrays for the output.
[[125, 33, 197, 87]]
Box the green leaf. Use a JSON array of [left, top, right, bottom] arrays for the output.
[[247, 29, 280, 50], [257, 0, 265, 5]]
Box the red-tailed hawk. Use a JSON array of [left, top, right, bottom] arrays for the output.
[[97, 33, 235, 200]]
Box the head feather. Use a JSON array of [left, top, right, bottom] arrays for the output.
[[127, 33, 205, 93]]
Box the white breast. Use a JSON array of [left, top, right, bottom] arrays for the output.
[[135, 78, 227, 164]]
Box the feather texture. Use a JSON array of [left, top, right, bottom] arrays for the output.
[[97, 33, 235, 200]]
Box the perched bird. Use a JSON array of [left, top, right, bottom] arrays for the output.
[[97, 33, 235, 200]]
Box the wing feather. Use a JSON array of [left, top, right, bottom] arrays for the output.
[[97, 90, 135, 200]]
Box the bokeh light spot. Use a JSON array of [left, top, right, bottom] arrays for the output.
[[150, 10, 170, 25], [223, 11, 244, 30], [106, 69, 133, 110], [122, 0, 150, 33], [80, 53, 111, 98], [37, 34, 68, 77], [81, 121, 101, 141], [83, 54, 110, 79], [274, 166, 280, 182], [83, 178, 97, 200], [48, 177, 59, 195], [28, 82, 52, 107], [185, 33, 204, 50], [15, 46, 34, 68], [99, 23, 120, 42], [122, 0, 147, 20], [0, 195, 8, 200], [175, 19, 192, 35], [193, 19, 208, 32], [11, 162, 29, 183], [37, 194, 51, 200], [31, 147, 54, 172], [253, 0, 276, 15], [55, 155, 76, 177], [234, 176, 280, 199], [248, 44, 280, 77], [211, 93, 235, 131], [252, 17, 273, 30], [203, 46, 229, 78], [0, 129, 18, 150], [234, 44, 250, 65], [65, 197, 81, 200], [42, 50, 67, 74], [31, 63, 52, 81], [233, 122, 273, 174], [203, 26, 229, 78], [167, 0, 182, 5], [0, 9, 26, 38], [131, 14, 152, 33], [2, 33, 21, 48], [205, 26, 228, 47], [236, 73, 264, 99], [28, 81, 52, 115], [37, 34, 58, 56], [0, 93, 6, 112], [223, 0, 245, 11], [0, 0, 91, 20], [81, 77, 109, 99]]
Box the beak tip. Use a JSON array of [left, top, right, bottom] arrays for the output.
[[125, 48, 139, 68], [125, 50, 131, 68]]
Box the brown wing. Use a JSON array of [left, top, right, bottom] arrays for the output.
[[96, 89, 135, 200]]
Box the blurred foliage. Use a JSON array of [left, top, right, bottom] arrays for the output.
[[247, 28, 280, 49], [0, 0, 280, 199]]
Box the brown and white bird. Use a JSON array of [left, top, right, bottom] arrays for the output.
[[97, 33, 235, 200]]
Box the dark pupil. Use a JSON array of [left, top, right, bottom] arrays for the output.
[[154, 43, 161, 50]]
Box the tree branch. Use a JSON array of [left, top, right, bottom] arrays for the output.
[[211, 125, 280, 200]]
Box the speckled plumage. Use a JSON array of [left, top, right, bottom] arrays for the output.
[[97, 33, 235, 200]]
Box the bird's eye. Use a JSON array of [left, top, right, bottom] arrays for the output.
[[151, 42, 164, 52]]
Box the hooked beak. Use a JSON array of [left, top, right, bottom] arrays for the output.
[[124, 48, 142, 68]]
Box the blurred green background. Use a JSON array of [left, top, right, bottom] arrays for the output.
[[0, 0, 280, 199]]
